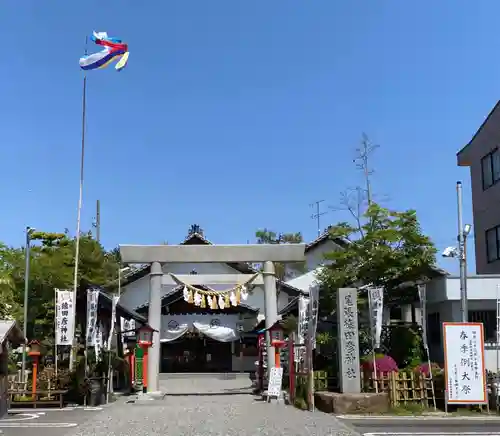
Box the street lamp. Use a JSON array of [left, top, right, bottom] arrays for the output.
[[444, 181, 471, 323], [21, 226, 36, 383]]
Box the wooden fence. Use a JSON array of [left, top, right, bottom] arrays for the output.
[[361, 371, 438, 407]]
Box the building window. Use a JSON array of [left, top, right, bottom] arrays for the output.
[[427, 312, 441, 345], [481, 148, 500, 190], [486, 225, 500, 263], [469, 310, 496, 342]]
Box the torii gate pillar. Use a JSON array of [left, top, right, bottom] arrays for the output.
[[148, 261, 163, 395], [263, 261, 279, 370]]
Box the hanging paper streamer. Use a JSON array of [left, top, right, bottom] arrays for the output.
[[169, 272, 256, 310], [79, 31, 130, 72]]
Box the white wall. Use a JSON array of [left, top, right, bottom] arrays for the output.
[[120, 261, 291, 315], [445, 275, 500, 300], [426, 298, 500, 372], [286, 239, 341, 279]]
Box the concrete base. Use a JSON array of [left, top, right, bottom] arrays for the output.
[[314, 391, 389, 414], [145, 391, 164, 400]]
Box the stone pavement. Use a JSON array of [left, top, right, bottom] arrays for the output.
[[63, 375, 358, 436]]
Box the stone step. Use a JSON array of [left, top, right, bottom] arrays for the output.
[[159, 372, 251, 380]]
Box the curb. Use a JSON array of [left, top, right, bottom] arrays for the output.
[[337, 415, 500, 421]]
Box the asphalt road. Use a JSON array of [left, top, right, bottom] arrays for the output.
[[0, 407, 103, 436], [339, 417, 500, 435]]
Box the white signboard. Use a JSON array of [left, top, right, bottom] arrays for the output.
[[267, 367, 283, 398], [443, 322, 487, 404], [55, 289, 75, 346], [86, 288, 100, 346]]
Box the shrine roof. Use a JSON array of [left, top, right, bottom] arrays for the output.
[[0, 320, 24, 347]]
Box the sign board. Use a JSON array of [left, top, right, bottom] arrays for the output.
[[267, 367, 283, 398], [337, 288, 361, 394], [443, 322, 487, 404]]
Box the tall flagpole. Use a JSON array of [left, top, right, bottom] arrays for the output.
[[69, 40, 88, 372]]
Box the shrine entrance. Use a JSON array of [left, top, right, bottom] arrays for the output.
[[161, 336, 232, 373], [119, 242, 305, 394]]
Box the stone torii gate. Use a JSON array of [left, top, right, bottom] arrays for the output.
[[120, 243, 306, 395]]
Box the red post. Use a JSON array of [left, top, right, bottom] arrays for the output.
[[130, 353, 135, 385], [31, 356, 39, 400], [288, 335, 295, 404], [274, 348, 281, 368]]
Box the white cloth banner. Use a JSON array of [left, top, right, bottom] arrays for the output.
[[193, 322, 238, 342], [417, 284, 428, 350], [94, 322, 103, 360], [108, 295, 119, 350], [368, 287, 384, 349], [160, 314, 240, 343], [86, 289, 100, 346], [55, 289, 75, 346], [308, 283, 319, 349], [296, 295, 309, 362]]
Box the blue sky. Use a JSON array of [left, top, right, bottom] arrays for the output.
[[1, 1, 495, 274]]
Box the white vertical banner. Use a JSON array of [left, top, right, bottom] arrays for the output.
[[308, 283, 320, 349], [86, 288, 100, 346], [94, 322, 103, 360], [418, 284, 428, 350], [55, 289, 75, 346], [296, 295, 309, 362], [368, 287, 384, 349], [108, 295, 119, 350]]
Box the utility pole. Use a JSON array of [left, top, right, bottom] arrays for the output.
[[21, 226, 35, 383], [310, 200, 328, 237], [96, 199, 101, 243], [457, 181, 469, 322], [354, 133, 379, 205]]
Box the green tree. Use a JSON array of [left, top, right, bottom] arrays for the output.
[[255, 229, 304, 281], [6, 231, 120, 342], [317, 203, 436, 314], [0, 243, 22, 319]]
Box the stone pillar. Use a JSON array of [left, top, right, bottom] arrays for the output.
[[263, 261, 278, 373], [148, 261, 162, 394], [337, 288, 360, 394]]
